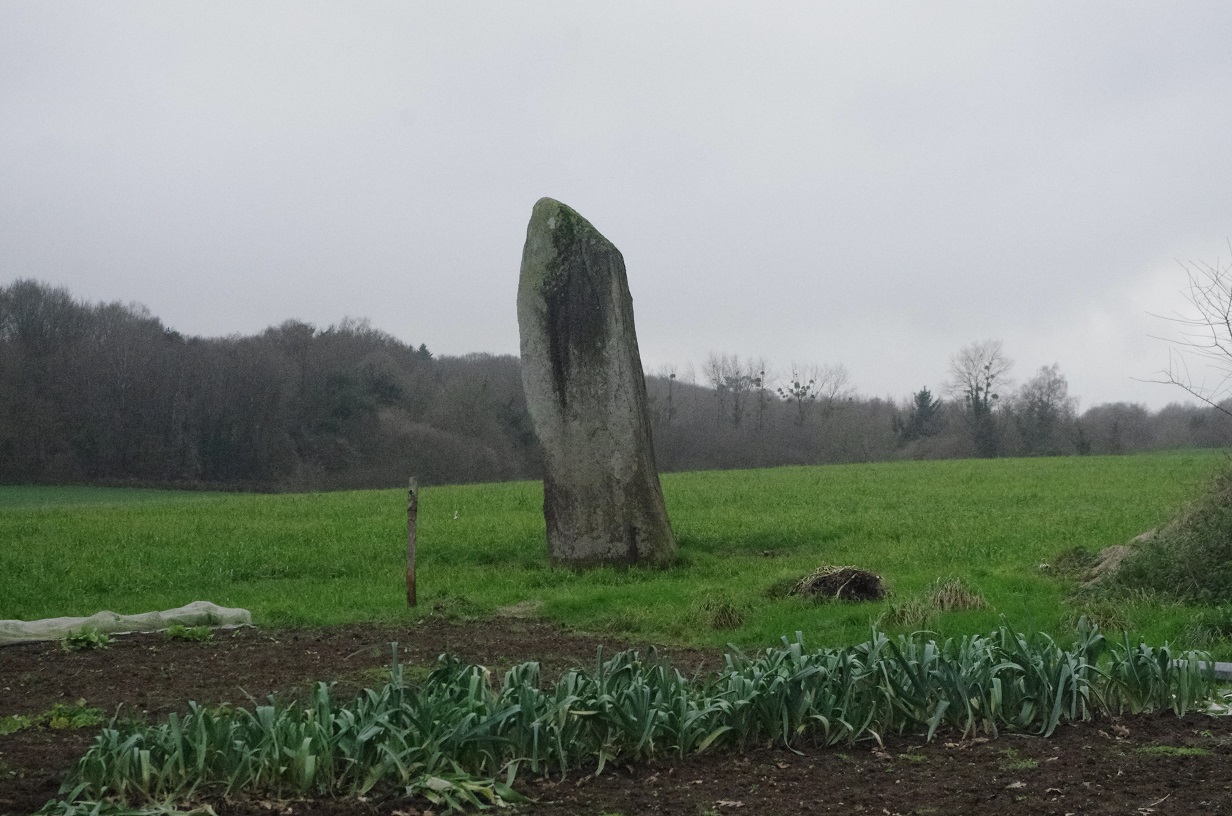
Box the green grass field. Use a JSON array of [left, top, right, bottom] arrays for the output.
[[1, 452, 1226, 655]]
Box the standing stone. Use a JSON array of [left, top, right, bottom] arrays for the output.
[[517, 198, 676, 565]]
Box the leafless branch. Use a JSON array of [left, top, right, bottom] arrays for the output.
[[1150, 243, 1232, 417]]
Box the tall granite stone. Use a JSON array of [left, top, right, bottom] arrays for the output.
[[517, 198, 676, 565]]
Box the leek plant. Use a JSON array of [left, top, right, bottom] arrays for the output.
[[52, 623, 1217, 813]]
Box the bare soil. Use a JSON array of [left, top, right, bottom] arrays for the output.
[[2, 619, 1231, 816]]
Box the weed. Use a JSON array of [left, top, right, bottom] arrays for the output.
[[47, 700, 105, 729], [164, 624, 213, 643], [1136, 744, 1212, 757], [61, 628, 112, 652], [0, 714, 34, 735], [0, 700, 102, 735], [346, 663, 434, 689], [997, 748, 1039, 770], [430, 593, 483, 619]]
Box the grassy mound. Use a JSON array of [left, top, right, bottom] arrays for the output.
[[1114, 460, 1232, 603]]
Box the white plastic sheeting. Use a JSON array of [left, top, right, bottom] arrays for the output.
[[0, 601, 252, 645]]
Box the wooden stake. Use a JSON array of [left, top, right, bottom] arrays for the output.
[[406, 477, 418, 607]]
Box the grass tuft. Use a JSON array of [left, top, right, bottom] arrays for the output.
[[876, 597, 936, 629], [928, 577, 988, 611], [1183, 606, 1232, 647], [695, 596, 745, 630], [1062, 603, 1131, 634]]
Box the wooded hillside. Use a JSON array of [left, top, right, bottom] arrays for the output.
[[3, 279, 1229, 490]]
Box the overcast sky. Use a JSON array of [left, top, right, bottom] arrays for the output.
[[3, 2, 1232, 409]]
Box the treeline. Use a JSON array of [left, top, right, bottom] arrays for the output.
[[0, 280, 538, 489], [644, 346, 1232, 472], [3, 280, 1230, 490]]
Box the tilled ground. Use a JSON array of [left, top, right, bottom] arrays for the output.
[[2, 619, 1230, 816]]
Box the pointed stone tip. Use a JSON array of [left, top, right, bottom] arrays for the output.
[[527, 198, 602, 245], [531, 197, 568, 222], [530, 197, 582, 231]]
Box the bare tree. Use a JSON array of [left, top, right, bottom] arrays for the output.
[[948, 340, 1012, 457], [704, 352, 759, 427], [725, 359, 754, 427], [703, 352, 731, 425], [748, 357, 773, 430], [777, 363, 851, 426], [815, 363, 853, 415], [777, 364, 818, 426], [1152, 248, 1232, 417], [655, 363, 679, 426]]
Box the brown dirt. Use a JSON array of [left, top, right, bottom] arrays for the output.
[[2, 618, 1231, 816]]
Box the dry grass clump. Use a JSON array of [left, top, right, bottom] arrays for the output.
[[875, 576, 989, 630], [928, 577, 988, 611], [876, 597, 936, 629]]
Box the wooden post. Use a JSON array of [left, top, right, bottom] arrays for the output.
[[406, 478, 418, 607]]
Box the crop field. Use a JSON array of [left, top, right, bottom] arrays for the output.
[[2, 451, 1225, 657]]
